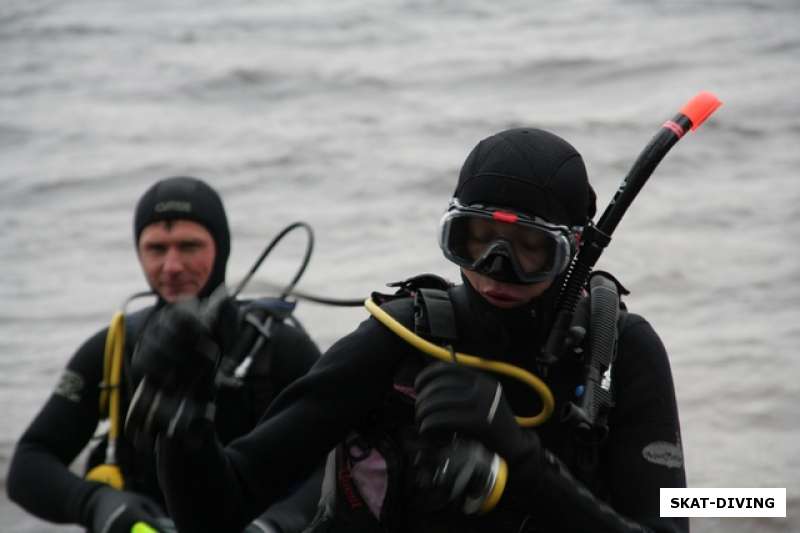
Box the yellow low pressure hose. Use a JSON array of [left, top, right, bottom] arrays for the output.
[[364, 298, 554, 427], [106, 312, 125, 444], [86, 311, 125, 490]]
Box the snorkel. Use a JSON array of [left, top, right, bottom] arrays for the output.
[[541, 91, 722, 368]]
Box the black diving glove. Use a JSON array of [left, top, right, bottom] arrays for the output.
[[415, 362, 541, 465], [125, 291, 233, 452], [81, 486, 166, 533], [410, 438, 505, 515]]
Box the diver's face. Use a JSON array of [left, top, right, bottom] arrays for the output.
[[461, 267, 553, 309], [137, 220, 216, 302]]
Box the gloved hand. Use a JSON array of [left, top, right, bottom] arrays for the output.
[[410, 438, 503, 515], [125, 291, 233, 452], [82, 486, 166, 533], [132, 297, 221, 391], [414, 362, 541, 465]]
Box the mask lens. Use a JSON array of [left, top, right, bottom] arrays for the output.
[[443, 213, 565, 281]]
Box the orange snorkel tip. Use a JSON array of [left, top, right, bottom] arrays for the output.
[[679, 91, 722, 131]]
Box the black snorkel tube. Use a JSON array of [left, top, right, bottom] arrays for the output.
[[540, 91, 723, 369]]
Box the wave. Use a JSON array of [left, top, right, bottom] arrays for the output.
[[182, 65, 392, 102]]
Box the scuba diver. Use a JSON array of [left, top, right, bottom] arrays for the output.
[[126, 130, 688, 532], [6, 176, 323, 533]]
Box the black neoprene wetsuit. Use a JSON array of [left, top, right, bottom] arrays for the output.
[[7, 303, 323, 532], [154, 282, 688, 533]]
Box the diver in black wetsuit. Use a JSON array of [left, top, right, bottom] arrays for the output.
[[128, 130, 688, 532], [6, 176, 322, 533]]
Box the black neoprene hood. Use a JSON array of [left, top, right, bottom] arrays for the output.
[[133, 176, 230, 298], [454, 128, 596, 227]]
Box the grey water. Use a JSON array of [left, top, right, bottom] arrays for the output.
[[1, 1, 798, 531]]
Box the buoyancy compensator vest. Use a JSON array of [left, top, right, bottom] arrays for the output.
[[306, 272, 628, 533]]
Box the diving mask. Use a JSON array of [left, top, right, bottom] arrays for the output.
[[439, 199, 578, 284]]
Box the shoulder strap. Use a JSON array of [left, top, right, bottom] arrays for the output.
[[371, 273, 454, 305], [371, 273, 458, 345], [560, 271, 627, 491], [413, 288, 458, 344], [216, 297, 298, 386], [562, 271, 622, 441]]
